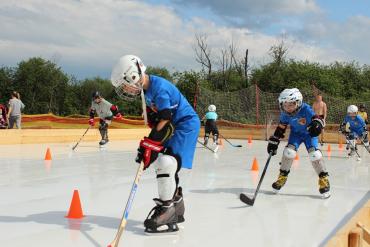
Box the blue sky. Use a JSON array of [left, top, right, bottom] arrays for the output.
[[0, 0, 369, 79]]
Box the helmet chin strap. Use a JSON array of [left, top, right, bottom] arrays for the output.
[[141, 89, 148, 126]]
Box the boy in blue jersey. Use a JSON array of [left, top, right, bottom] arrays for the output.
[[267, 88, 330, 198], [340, 105, 369, 155], [111, 55, 200, 233], [202, 104, 219, 146]]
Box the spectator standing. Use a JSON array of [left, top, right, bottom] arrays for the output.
[[7, 91, 25, 129], [312, 93, 327, 145]]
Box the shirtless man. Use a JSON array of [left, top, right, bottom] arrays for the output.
[[312, 94, 327, 145]]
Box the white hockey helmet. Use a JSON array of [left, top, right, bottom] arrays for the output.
[[111, 55, 147, 100], [278, 88, 303, 114], [208, 104, 216, 112], [347, 105, 358, 114]]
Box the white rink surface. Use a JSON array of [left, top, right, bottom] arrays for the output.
[[0, 139, 369, 247]]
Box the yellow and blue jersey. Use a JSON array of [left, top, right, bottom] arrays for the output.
[[343, 115, 366, 136]]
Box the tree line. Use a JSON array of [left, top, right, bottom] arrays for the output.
[[0, 39, 369, 117]]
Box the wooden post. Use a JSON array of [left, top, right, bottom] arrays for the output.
[[348, 227, 363, 247], [255, 83, 260, 125]]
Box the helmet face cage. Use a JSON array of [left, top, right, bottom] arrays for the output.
[[278, 88, 303, 115], [111, 55, 146, 101], [113, 77, 142, 101]]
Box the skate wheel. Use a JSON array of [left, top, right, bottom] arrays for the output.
[[272, 189, 280, 194], [321, 192, 331, 199], [356, 157, 361, 161]]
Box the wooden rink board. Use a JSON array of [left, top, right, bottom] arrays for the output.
[[0, 126, 348, 145], [326, 199, 370, 247], [0, 129, 151, 144]]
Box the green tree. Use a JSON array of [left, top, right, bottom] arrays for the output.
[[13, 57, 70, 114], [0, 67, 14, 105]]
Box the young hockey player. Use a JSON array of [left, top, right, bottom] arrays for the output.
[[111, 55, 200, 233], [358, 104, 369, 125], [88, 91, 122, 146], [202, 104, 219, 146], [340, 105, 369, 155], [267, 88, 330, 198]]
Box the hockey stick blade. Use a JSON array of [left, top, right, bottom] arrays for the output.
[[219, 134, 242, 148], [240, 152, 273, 206], [240, 193, 254, 206]]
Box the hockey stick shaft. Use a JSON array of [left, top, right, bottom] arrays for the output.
[[359, 139, 370, 154], [240, 152, 273, 205], [72, 126, 90, 150], [252, 152, 273, 199], [108, 162, 144, 247], [343, 133, 361, 158], [219, 133, 242, 147], [197, 140, 217, 153]]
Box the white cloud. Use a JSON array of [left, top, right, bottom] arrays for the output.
[[296, 15, 370, 64], [171, 0, 321, 28], [0, 0, 363, 79]]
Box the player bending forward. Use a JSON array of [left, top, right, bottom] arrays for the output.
[[340, 105, 370, 155], [267, 88, 330, 199], [89, 91, 122, 146], [111, 55, 200, 233]]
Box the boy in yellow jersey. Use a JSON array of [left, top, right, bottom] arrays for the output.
[[358, 104, 368, 125]]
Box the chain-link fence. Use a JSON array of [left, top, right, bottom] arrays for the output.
[[195, 84, 370, 125]]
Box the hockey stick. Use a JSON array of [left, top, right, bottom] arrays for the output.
[[219, 133, 242, 147], [359, 138, 370, 154], [108, 162, 144, 247], [240, 152, 273, 206], [343, 133, 361, 159], [72, 126, 91, 151], [197, 140, 217, 153]]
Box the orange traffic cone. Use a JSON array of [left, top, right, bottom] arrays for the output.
[[248, 136, 252, 144], [327, 144, 331, 152], [66, 190, 84, 219], [45, 148, 52, 160], [295, 153, 299, 160], [339, 140, 343, 149], [251, 157, 259, 171], [219, 138, 223, 146]]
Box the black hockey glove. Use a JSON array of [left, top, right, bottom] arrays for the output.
[[146, 107, 160, 128], [307, 117, 325, 137], [339, 122, 348, 135], [267, 136, 280, 156]]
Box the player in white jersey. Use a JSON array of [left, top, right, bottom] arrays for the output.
[[88, 91, 122, 146]]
